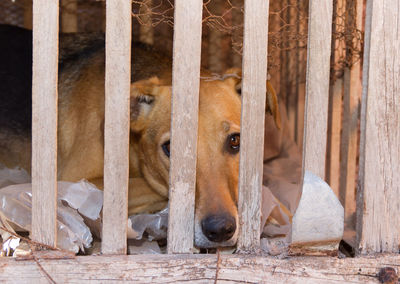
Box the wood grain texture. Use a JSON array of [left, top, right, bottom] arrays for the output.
[[0, 254, 399, 283], [31, 0, 59, 248], [237, 0, 269, 253], [339, 68, 358, 227], [286, 2, 298, 141], [327, 78, 343, 196], [167, 0, 203, 254], [357, 0, 400, 254], [326, 0, 345, 195], [339, 0, 363, 232], [61, 0, 77, 33], [102, 0, 132, 255], [302, 0, 333, 180], [295, 0, 307, 151]]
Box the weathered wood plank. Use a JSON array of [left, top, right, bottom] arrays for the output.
[[295, 0, 307, 151], [167, 0, 203, 254], [340, 68, 358, 228], [102, 0, 132, 255], [327, 78, 343, 196], [237, 0, 269, 253], [302, 0, 333, 180], [339, 0, 363, 234], [31, 0, 59, 248], [326, 0, 345, 196], [0, 254, 398, 283], [286, 2, 298, 141], [61, 0, 77, 33], [357, 0, 400, 254]]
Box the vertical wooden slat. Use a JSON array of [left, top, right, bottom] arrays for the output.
[[167, 0, 203, 254], [295, 0, 307, 151], [339, 0, 363, 230], [31, 0, 59, 247], [61, 0, 78, 33], [286, 2, 297, 141], [357, 0, 400, 254], [237, 0, 269, 253], [101, 0, 132, 255], [327, 77, 343, 195], [302, 0, 333, 180], [326, 0, 345, 195]]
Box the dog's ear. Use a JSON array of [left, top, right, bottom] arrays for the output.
[[223, 68, 281, 129], [223, 67, 242, 94], [130, 77, 160, 132]]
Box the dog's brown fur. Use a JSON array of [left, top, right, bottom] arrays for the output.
[[0, 28, 280, 247]]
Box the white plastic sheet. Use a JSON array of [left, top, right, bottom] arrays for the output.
[[0, 174, 103, 253]]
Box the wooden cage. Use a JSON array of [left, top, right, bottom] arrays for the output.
[[0, 0, 399, 282]]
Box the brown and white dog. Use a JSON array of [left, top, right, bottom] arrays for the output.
[[0, 25, 280, 248]]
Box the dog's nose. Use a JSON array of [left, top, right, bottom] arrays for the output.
[[201, 214, 236, 242]]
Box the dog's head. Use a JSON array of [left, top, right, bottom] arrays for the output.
[[129, 71, 280, 248]]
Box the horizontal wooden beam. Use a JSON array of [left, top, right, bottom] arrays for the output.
[[1, 254, 398, 283]]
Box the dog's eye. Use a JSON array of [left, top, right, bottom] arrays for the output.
[[235, 84, 242, 95], [162, 140, 170, 158], [227, 133, 240, 154]]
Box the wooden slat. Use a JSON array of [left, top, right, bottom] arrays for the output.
[[357, 0, 400, 254], [302, 0, 333, 180], [61, 0, 77, 33], [326, 0, 345, 195], [31, 0, 59, 248], [339, 0, 363, 232], [339, 68, 358, 226], [237, 0, 269, 253], [167, 0, 203, 254], [1, 254, 399, 283], [295, 0, 307, 151], [286, 2, 297, 141], [101, 0, 132, 255], [327, 77, 343, 196]]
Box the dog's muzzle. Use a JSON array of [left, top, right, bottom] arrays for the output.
[[201, 213, 236, 242]]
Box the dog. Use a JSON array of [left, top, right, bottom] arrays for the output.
[[0, 25, 281, 248]]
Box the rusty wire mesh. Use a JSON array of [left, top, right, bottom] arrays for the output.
[[0, 0, 363, 75]]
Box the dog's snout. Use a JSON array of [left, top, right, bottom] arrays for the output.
[[201, 214, 236, 242]]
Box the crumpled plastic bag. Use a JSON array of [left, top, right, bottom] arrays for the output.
[[0, 179, 103, 253], [127, 207, 168, 241]]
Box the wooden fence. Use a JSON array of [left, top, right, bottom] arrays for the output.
[[1, 0, 399, 282]]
